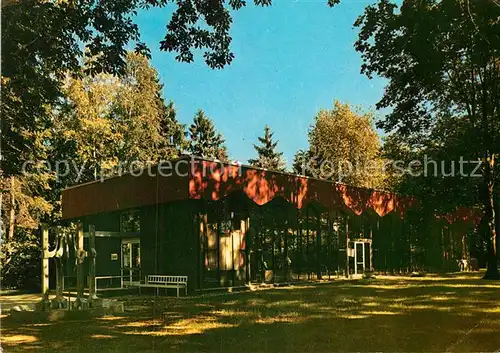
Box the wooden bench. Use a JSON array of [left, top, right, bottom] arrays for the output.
[[135, 275, 188, 297]]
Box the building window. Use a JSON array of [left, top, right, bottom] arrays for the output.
[[121, 210, 140, 233], [206, 224, 218, 270]]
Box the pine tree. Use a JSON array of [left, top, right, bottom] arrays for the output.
[[187, 110, 228, 160], [292, 149, 312, 176], [158, 101, 187, 160], [248, 125, 286, 171]]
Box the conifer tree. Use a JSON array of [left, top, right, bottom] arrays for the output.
[[187, 110, 228, 160], [248, 125, 286, 171]]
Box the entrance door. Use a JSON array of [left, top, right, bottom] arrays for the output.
[[354, 242, 365, 274], [121, 239, 141, 285]]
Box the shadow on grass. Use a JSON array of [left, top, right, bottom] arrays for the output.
[[2, 276, 499, 352]]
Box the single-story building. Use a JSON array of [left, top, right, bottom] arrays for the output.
[[60, 156, 481, 293]]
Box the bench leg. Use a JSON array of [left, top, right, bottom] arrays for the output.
[[185, 286, 187, 296], [177, 285, 179, 298]]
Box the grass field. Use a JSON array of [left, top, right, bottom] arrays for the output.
[[1, 273, 499, 352]]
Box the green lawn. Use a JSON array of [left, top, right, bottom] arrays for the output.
[[2, 273, 500, 352]]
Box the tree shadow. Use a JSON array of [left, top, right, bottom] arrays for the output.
[[2, 276, 499, 352]]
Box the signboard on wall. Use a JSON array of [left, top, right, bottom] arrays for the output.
[[111, 253, 118, 261], [220, 220, 232, 235]]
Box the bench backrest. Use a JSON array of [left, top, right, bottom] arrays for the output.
[[147, 275, 188, 284]]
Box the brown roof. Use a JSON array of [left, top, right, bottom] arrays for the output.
[[62, 156, 414, 219]]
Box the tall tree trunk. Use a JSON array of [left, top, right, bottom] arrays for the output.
[[495, 182, 500, 266], [483, 154, 499, 279], [7, 177, 16, 241], [93, 148, 98, 181]]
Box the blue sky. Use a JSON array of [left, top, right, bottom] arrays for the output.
[[135, 1, 388, 167]]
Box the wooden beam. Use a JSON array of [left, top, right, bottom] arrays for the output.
[[88, 224, 97, 300], [41, 224, 50, 301], [75, 222, 86, 301]]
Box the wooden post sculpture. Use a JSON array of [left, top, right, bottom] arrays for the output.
[[40, 225, 52, 310], [88, 224, 98, 301], [73, 222, 89, 309], [51, 228, 69, 308], [39, 225, 69, 310]]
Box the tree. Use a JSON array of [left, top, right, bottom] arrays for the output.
[[113, 52, 186, 168], [159, 101, 188, 160], [1, 168, 54, 290], [54, 52, 185, 183], [150, 0, 339, 69], [300, 101, 385, 188], [248, 125, 286, 171], [1, 0, 150, 177], [382, 119, 490, 271], [355, 0, 500, 278], [1, 52, 185, 289], [55, 73, 122, 182], [187, 110, 228, 160], [292, 149, 313, 176], [2, 0, 341, 178]]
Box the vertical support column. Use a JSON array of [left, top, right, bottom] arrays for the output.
[[390, 214, 394, 273], [283, 219, 289, 282], [259, 209, 265, 284], [231, 214, 236, 286], [216, 217, 221, 287], [272, 228, 276, 284], [88, 224, 97, 301], [370, 241, 374, 272], [306, 207, 310, 279], [316, 212, 322, 280], [401, 215, 406, 272], [244, 218, 251, 286], [345, 215, 350, 277], [372, 219, 377, 272], [362, 243, 371, 274], [41, 225, 51, 308], [449, 227, 454, 262], [74, 222, 88, 309], [408, 219, 412, 270], [354, 242, 358, 275], [462, 232, 468, 261], [441, 227, 445, 270], [198, 213, 206, 291], [327, 214, 332, 279], [297, 213, 302, 280]]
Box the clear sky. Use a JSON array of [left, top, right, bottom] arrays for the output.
[[135, 1, 388, 167]]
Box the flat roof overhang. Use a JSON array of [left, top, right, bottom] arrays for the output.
[[62, 156, 414, 219]]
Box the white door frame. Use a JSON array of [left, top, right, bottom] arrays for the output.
[[121, 238, 140, 285], [354, 241, 365, 275]]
